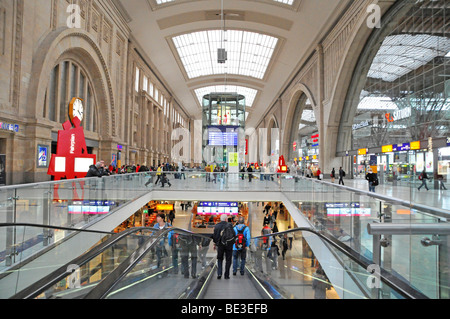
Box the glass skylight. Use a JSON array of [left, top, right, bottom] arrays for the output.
[[194, 85, 258, 107], [273, 0, 294, 5], [357, 96, 398, 110], [368, 34, 450, 82], [172, 30, 278, 80], [155, 0, 175, 4]]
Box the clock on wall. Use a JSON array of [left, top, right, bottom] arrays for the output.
[[68, 97, 84, 124]]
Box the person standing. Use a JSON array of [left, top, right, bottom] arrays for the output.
[[179, 233, 198, 279], [339, 167, 345, 185], [213, 214, 235, 279], [435, 169, 447, 190], [153, 213, 171, 272], [287, 226, 294, 250], [365, 168, 378, 192], [247, 165, 253, 182], [331, 168, 336, 183], [232, 217, 251, 276]]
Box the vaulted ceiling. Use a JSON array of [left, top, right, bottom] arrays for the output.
[[115, 0, 351, 128]]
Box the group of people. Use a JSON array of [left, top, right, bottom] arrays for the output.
[[152, 212, 207, 279]]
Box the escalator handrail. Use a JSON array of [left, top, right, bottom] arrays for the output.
[[254, 227, 429, 299], [9, 226, 155, 299], [0, 223, 116, 282], [86, 226, 428, 300], [11, 225, 429, 299], [0, 223, 115, 235], [11, 226, 211, 299], [83, 227, 211, 299]]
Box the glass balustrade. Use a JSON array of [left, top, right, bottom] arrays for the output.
[[0, 170, 448, 298]]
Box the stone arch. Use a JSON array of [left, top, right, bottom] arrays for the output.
[[26, 27, 115, 137], [324, 1, 407, 159], [282, 82, 317, 158]]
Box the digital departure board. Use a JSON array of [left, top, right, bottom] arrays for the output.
[[208, 126, 239, 146], [197, 201, 239, 215]]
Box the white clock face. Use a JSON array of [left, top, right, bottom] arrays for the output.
[[73, 99, 84, 122]]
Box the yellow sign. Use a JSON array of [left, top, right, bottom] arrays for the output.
[[358, 148, 367, 155], [229, 152, 238, 167], [410, 141, 420, 150], [157, 204, 174, 211], [382, 145, 393, 153]]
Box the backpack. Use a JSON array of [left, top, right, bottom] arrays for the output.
[[172, 233, 180, 249], [261, 236, 269, 249], [235, 226, 247, 250], [373, 178, 379, 186], [342, 171, 346, 177], [219, 224, 236, 247]]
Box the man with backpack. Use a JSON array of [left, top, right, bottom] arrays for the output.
[[233, 216, 251, 276], [418, 169, 430, 191], [213, 214, 235, 279]]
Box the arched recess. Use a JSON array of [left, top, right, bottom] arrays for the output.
[[282, 82, 317, 159], [26, 27, 115, 137], [266, 115, 279, 162]]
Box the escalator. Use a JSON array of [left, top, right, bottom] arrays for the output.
[[8, 224, 428, 300]]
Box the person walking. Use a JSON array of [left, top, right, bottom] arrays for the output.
[[232, 216, 251, 276], [213, 214, 235, 279], [338, 167, 345, 185], [154, 164, 163, 185], [365, 168, 378, 192], [331, 168, 336, 183], [418, 169, 429, 191]]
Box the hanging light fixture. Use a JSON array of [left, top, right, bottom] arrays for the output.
[[218, 0, 227, 64]]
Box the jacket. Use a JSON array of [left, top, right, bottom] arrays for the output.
[[365, 172, 377, 183], [213, 221, 232, 247], [153, 222, 173, 247], [233, 223, 251, 251], [86, 165, 102, 177]]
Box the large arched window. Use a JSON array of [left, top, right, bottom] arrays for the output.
[[340, 0, 449, 152], [44, 60, 97, 132]]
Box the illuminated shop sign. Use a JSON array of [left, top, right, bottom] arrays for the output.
[[156, 204, 174, 211], [358, 148, 367, 155], [382, 145, 393, 153], [0, 122, 19, 133], [325, 203, 371, 217], [393, 143, 410, 152], [352, 120, 370, 130], [410, 141, 420, 150], [385, 107, 411, 123]]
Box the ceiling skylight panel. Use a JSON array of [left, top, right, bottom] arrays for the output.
[[273, 0, 294, 5], [172, 29, 278, 79]]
